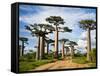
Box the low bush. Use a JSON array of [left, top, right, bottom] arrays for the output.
[[72, 56, 88, 64], [19, 60, 55, 72]]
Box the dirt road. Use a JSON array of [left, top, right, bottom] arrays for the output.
[[33, 57, 89, 71]]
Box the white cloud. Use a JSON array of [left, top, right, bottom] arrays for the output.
[[19, 6, 96, 52], [77, 30, 96, 52], [19, 6, 96, 28], [19, 6, 96, 41]]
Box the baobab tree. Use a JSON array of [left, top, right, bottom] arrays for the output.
[[64, 46, 70, 56], [59, 38, 69, 59], [25, 23, 54, 60], [46, 16, 72, 58], [19, 37, 28, 56], [45, 38, 54, 54], [67, 41, 78, 59], [79, 19, 96, 61]]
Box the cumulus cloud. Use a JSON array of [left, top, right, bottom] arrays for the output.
[[19, 6, 96, 28], [77, 30, 96, 53], [19, 5, 96, 52]]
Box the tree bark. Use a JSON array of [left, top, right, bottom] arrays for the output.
[[65, 47, 69, 56], [36, 36, 40, 60], [70, 46, 74, 59], [19, 45, 22, 56], [22, 41, 24, 56], [62, 41, 64, 59], [40, 35, 45, 59], [87, 28, 91, 61], [72, 46, 74, 58], [42, 35, 45, 58], [46, 43, 49, 54], [40, 37, 43, 60], [54, 26, 58, 58]]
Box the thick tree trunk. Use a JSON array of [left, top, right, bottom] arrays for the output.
[[54, 27, 58, 58], [40, 35, 45, 59], [22, 41, 24, 56], [72, 46, 74, 57], [62, 41, 64, 59], [42, 35, 45, 58], [40, 37, 43, 60], [46, 43, 49, 54], [19, 45, 22, 56], [70, 46, 74, 59], [36, 36, 40, 60], [65, 47, 69, 56], [87, 28, 91, 61]]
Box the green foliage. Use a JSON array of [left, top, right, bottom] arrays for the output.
[[19, 60, 55, 72], [74, 52, 84, 57], [19, 51, 56, 72], [46, 16, 65, 25], [19, 56, 27, 61], [59, 38, 69, 43], [44, 53, 54, 60], [88, 63, 96, 67], [19, 52, 36, 62], [90, 48, 96, 63], [19, 37, 28, 44], [72, 56, 88, 64], [79, 19, 96, 30]]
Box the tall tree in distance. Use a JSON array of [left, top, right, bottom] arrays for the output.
[[59, 38, 69, 59], [79, 19, 96, 61], [25, 23, 54, 60], [46, 16, 72, 58], [67, 41, 77, 59], [19, 37, 28, 56], [45, 38, 54, 54]]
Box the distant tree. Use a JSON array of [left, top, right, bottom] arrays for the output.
[[45, 38, 54, 54], [19, 37, 28, 56], [46, 16, 72, 58], [25, 23, 54, 60], [64, 46, 70, 56], [67, 41, 78, 58], [79, 19, 96, 61], [59, 38, 69, 59]]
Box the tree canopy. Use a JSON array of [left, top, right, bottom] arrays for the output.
[[79, 19, 96, 30]]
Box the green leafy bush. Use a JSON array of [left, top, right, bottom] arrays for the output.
[[72, 56, 88, 64], [19, 60, 55, 72], [90, 48, 96, 63]]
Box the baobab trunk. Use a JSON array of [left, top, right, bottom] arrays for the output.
[[87, 28, 91, 61], [40, 36, 45, 59], [22, 41, 24, 56], [46, 43, 49, 54], [70, 46, 74, 60], [36, 36, 40, 60], [42, 35, 45, 58], [62, 41, 64, 59], [54, 27, 58, 58], [65, 47, 69, 56], [19, 45, 22, 56], [72, 46, 74, 57]]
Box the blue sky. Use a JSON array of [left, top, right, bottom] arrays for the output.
[[19, 4, 96, 53]]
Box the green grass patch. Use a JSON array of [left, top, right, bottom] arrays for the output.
[[88, 63, 96, 67], [72, 56, 88, 64], [19, 59, 55, 72]]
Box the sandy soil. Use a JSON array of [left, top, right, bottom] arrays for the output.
[[33, 57, 90, 71]]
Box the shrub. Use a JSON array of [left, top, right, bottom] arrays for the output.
[[90, 48, 96, 63], [72, 56, 88, 64]]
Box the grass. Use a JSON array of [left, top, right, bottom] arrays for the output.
[[72, 56, 96, 67], [19, 59, 55, 72], [88, 63, 96, 67], [72, 56, 88, 64]]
